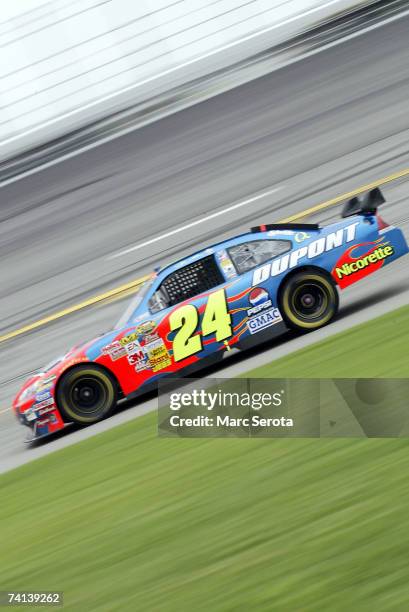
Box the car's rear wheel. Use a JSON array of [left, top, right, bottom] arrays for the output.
[[56, 365, 118, 424], [279, 270, 339, 331]]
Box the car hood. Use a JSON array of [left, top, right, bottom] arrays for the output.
[[13, 331, 111, 408]]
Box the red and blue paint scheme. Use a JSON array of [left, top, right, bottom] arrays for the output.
[[13, 188, 409, 440]]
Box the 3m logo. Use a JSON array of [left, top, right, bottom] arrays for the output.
[[252, 223, 359, 286], [332, 243, 394, 288]]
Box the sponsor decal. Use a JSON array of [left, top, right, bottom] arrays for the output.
[[247, 287, 273, 316], [127, 351, 143, 365], [253, 222, 359, 285], [294, 232, 311, 243], [36, 418, 50, 427], [144, 338, 172, 372], [120, 326, 158, 349], [246, 307, 283, 334], [24, 408, 37, 422], [33, 397, 54, 410], [101, 341, 126, 361], [216, 249, 237, 279], [268, 230, 295, 236], [25, 399, 55, 421], [135, 320, 156, 335], [142, 332, 160, 345], [130, 351, 151, 372], [125, 340, 142, 355], [38, 405, 56, 416], [35, 413, 58, 430], [124, 339, 151, 371], [120, 332, 139, 346], [332, 242, 394, 288], [144, 337, 167, 352], [35, 388, 52, 402]]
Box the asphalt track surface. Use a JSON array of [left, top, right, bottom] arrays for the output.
[[1, 13, 409, 473]]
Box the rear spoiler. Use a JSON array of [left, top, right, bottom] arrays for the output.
[[342, 187, 385, 218], [251, 223, 320, 233]]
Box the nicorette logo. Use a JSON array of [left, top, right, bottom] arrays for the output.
[[332, 243, 394, 288], [252, 223, 359, 286]]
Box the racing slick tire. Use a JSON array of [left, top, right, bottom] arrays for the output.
[[279, 270, 339, 332], [56, 364, 118, 424]]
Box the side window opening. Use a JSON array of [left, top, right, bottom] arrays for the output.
[[228, 240, 291, 275], [149, 254, 224, 313], [149, 286, 169, 314]]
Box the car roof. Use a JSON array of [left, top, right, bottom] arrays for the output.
[[154, 216, 354, 279], [156, 229, 293, 277]]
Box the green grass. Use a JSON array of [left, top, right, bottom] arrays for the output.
[[1, 306, 409, 611], [245, 303, 409, 378]]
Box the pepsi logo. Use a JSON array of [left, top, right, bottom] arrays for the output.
[[249, 287, 269, 305]]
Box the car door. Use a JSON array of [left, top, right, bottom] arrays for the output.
[[145, 239, 292, 373], [140, 252, 248, 374], [224, 237, 293, 340]]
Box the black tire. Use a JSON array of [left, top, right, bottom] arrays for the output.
[[279, 270, 339, 331], [56, 364, 118, 424]]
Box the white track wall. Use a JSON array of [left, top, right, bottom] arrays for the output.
[[0, 0, 371, 155]]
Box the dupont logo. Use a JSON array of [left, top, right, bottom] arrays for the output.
[[252, 222, 360, 285], [247, 288, 272, 316]]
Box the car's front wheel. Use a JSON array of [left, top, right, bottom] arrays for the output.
[[279, 270, 339, 331], [56, 364, 118, 424]]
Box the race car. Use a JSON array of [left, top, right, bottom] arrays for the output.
[[13, 188, 409, 440]]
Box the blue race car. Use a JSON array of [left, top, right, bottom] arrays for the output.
[[13, 188, 409, 437]]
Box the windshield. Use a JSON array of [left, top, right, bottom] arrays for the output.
[[114, 277, 155, 329]]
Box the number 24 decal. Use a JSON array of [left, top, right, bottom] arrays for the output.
[[169, 289, 232, 361]]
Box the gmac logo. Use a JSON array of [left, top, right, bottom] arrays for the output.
[[247, 307, 283, 334]]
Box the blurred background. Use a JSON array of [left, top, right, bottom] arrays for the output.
[[0, 0, 387, 161]]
